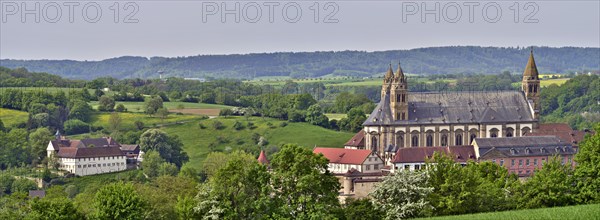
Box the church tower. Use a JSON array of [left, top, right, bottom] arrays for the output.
[[522, 48, 541, 120], [390, 63, 409, 121], [381, 64, 394, 100]]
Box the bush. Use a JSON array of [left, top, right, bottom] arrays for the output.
[[219, 108, 233, 117], [115, 103, 127, 112], [198, 122, 206, 129], [134, 121, 145, 130], [279, 122, 288, 127], [63, 119, 90, 135], [247, 122, 257, 130], [233, 121, 245, 130], [212, 121, 225, 130]]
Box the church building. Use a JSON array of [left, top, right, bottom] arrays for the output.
[[361, 50, 542, 164]]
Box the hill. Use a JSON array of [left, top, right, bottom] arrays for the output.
[[2, 46, 598, 80]]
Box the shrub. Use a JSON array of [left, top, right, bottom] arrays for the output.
[[279, 122, 288, 127], [114, 103, 127, 112], [233, 121, 245, 130], [64, 119, 90, 135], [134, 121, 145, 130], [247, 122, 257, 130], [219, 108, 233, 117], [198, 122, 206, 129], [212, 121, 225, 130]]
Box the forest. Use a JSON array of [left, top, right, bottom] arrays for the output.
[[1, 46, 598, 79]]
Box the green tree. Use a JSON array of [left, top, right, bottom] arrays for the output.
[[156, 108, 169, 121], [93, 182, 145, 220], [158, 162, 179, 177], [142, 151, 164, 178], [136, 176, 197, 219], [29, 127, 53, 163], [371, 170, 433, 219], [338, 107, 367, 132], [28, 197, 84, 220], [139, 129, 189, 168], [68, 100, 92, 122], [0, 129, 30, 169], [201, 151, 256, 178], [63, 119, 89, 135], [343, 198, 384, 220], [270, 144, 341, 218], [134, 121, 145, 131], [145, 96, 163, 116], [175, 196, 199, 220], [108, 113, 122, 132], [98, 95, 115, 112], [574, 124, 600, 203], [11, 178, 37, 194], [516, 156, 576, 209], [114, 103, 127, 112]]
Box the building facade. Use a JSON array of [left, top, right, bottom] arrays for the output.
[[47, 136, 127, 176], [313, 147, 384, 174], [361, 51, 541, 164]]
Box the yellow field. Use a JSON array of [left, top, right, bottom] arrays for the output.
[[540, 78, 570, 87], [0, 108, 29, 127]]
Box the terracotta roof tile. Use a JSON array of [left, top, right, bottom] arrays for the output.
[[392, 146, 476, 163], [257, 150, 269, 164], [344, 131, 365, 147], [313, 148, 373, 165]]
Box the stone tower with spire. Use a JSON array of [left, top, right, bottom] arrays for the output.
[[522, 48, 541, 121], [381, 64, 394, 100], [390, 63, 409, 121]]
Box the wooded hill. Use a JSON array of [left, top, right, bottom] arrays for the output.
[[1, 46, 598, 80]]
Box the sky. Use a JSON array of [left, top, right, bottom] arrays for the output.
[[1, 0, 599, 60]]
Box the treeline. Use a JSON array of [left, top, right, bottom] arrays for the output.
[[1, 127, 598, 219], [2, 46, 598, 79], [0, 67, 84, 87], [541, 74, 600, 130]]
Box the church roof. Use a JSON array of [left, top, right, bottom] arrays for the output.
[[395, 63, 405, 79], [344, 131, 365, 147], [384, 64, 394, 80], [364, 90, 536, 126], [523, 50, 539, 79]]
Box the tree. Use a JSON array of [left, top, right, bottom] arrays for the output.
[[344, 198, 384, 220], [142, 151, 164, 178], [338, 107, 367, 132], [136, 176, 197, 219], [156, 108, 169, 121], [269, 144, 341, 218], [175, 196, 199, 220], [29, 127, 53, 163], [159, 162, 179, 177], [108, 113, 122, 132], [371, 171, 433, 219], [0, 129, 30, 169], [306, 104, 327, 126], [201, 151, 256, 178], [232, 121, 245, 130], [10, 178, 37, 194], [98, 95, 115, 112], [145, 96, 163, 116], [134, 121, 145, 131], [574, 124, 600, 203], [139, 129, 189, 168], [114, 103, 127, 112], [68, 100, 92, 122], [63, 119, 89, 135], [27, 197, 83, 220], [200, 154, 273, 219], [516, 156, 576, 209], [93, 182, 145, 220]]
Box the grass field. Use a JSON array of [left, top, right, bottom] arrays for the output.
[[0, 87, 95, 94], [88, 101, 231, 113], [418, 204, 600, 220], [325, 113, 347, 120], [87, 112, 203, 131], [0, 108, 29, 127], [161, 116, 354, 169], [540, 78, 570, 87]]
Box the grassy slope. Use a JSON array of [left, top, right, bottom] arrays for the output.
[[0, 108, 28, 127], [87, 112, 202, 130], [89, 101, 231, 113], [418, 204, 600, 220], [161, 116, 354, 169]]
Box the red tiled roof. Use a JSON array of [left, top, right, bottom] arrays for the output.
[[57, 146, 124, 158], [527, 123, 592, 145], [257, 150, 269, 164], [392, 146, 476, 164], [313, 147, 373, 165], [344, 131, 365, 147]]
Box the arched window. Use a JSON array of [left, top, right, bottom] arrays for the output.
[[506, 128, 514, 137], [371, 136, 378, 152], [470, 133, 477, 144], [455, 133, 463, 146], [490, 128, 499, 138], [411, 135, 419, 147], [396, 132, 405, 148], [522, 127, 531, 136], [441, 134, 448, 147], [426, 134, 433, 147]]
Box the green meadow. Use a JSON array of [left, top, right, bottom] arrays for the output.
[[418, 204, 600, 220], [88, 101, 231, 112], [0, 108, 29, 127]]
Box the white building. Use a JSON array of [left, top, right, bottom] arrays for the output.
[[391, 145, 475, 172], [313, 147, 384, 174], [47, 136, 127, 176]]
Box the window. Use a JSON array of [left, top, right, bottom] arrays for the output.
[[426, 134, 433, 147], [519, 159, 523, 167], [492, 159, 496, 163], [534, 159, 538, 166], [78, 165, 81, 168], [490, 128, 499, 138], [371, 136, 379, 152], [455, 133, 463, 146], [511, 159, 515, 167], [522, 127, 531, 136], [441, 134, 448, 146], [506, 128, 514, 137], [374, 164, 379, 170], [411, 135, 419, 147], [404, 165, 410, 170], [470, 133, 477, 144], [397, 133, 405, 148], [366, 165, 370, 170], [526, 159, 530, 166], [500, 159, 504, 166], [414, 164, 421, 170]]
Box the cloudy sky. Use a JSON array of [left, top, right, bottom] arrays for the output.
[[1, 0, 599, 60]]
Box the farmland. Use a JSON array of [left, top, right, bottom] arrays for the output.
[[419, 204, 600, 220]]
